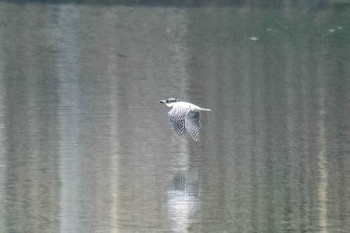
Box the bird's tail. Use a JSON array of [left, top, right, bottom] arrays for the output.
[[200, 108, 211, 112]]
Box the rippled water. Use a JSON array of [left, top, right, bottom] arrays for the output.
[[0, 1, 349, 233]]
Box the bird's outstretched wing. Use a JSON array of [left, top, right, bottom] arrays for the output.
[[185, 111, 201, 141], [168, 107, 187, 136]]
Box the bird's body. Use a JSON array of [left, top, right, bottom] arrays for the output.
[[159, 98, 210, 141]]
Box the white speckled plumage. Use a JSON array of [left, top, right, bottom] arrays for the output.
[[159, 98, 210, 141]]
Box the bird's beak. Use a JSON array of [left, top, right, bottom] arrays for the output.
[[159, 100, 165, 103]]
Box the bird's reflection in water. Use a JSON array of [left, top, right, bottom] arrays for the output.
[[167, 173, 199, 233]]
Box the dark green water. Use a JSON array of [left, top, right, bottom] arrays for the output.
[[0, 1, 349, 232]]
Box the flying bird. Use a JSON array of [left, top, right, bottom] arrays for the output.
[[159, 98, 211, 141]]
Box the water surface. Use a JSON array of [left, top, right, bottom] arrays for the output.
[[0, 1, 349, 233]]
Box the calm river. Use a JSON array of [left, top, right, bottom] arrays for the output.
[[0, 1, 349, 232]]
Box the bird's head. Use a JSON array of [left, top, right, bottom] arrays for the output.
[[159, 98, 179, 107]]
